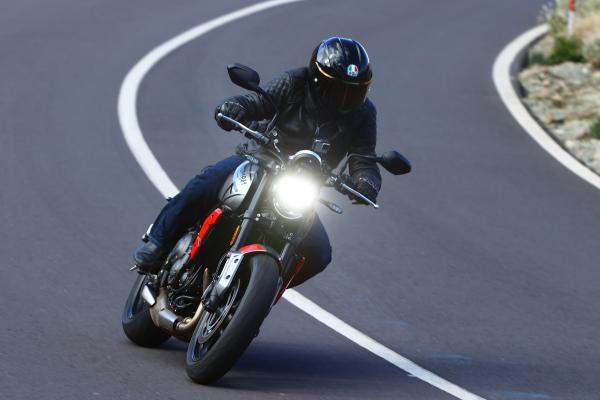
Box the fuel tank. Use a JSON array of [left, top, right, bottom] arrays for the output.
[[218, 160, 258, 212]]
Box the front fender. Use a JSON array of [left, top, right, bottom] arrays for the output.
[[214, 244, 282, 298]]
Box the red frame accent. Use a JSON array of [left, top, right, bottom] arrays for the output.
[[189, 208, 224, 261], [239, 244, 266, 253]]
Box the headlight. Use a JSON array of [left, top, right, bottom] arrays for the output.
[[272, 174, 319, 219]]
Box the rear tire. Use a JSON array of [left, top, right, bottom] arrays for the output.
[[122, 274, 171, 347], [185, 254, 279, 384]]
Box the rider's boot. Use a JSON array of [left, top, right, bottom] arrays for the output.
[[133, 241, 167, 274]]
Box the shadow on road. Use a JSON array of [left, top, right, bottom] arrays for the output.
[[121, 336, 583, 399], [216, 340, 411, 394]]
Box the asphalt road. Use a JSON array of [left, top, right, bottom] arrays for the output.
[[2, 1, 600, 399]]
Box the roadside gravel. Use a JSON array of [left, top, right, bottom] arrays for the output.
[[519, 53, 600, 175]]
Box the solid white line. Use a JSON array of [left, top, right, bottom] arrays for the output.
[[117, 2, 486, 399], [492, 24, 600, 191], [282, 291, 485, 400]]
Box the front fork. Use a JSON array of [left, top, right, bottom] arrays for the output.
[[202, 170, 273, 311], [202, 170, 309, 311]]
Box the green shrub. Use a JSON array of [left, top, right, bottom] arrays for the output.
[[591, 117, 600, 139], [529, 52, 548, 65], [547, 36, 585, 64], [583, 38, 600, 67], [540, 1, 600, 64]]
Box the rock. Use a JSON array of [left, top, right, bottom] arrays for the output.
[[553, 119, 592, 141], [548, 62, 592, 87], [549, 92, 565, 107], [578, 90, 600, 108], [569, 102, 599, 119], [542, 109, 567, 124]]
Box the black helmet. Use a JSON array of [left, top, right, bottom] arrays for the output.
[[309, 37, 372, 114]]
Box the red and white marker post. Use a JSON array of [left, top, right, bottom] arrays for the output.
[[568, 0, 576, 36]]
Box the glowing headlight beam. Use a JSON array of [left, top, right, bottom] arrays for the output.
[[273, 175, 319, 219]]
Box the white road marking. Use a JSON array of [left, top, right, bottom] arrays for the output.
[[282, 291, 485, 399], [117, 1, 487, 398], [492, 24, 600, 191]]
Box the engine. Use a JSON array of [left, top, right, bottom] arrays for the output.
[[165, 232, 203, 314]]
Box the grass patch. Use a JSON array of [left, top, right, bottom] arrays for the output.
[[547, 36, 584, 64]]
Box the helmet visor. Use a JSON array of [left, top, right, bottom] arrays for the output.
[[315, 64, 371, 113]]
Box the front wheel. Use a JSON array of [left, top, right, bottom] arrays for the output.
[[185, 254, 279, 384], [122, 274, 171, 347]]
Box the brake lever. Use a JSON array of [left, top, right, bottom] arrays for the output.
[[328, 175, 379, 209], [339, 182, 380, 209], [217, 113, 270, 145]]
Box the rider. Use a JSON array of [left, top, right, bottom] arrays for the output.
[[134, 37, 381, 286]]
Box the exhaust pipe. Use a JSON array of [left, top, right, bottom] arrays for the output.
[[147, 288, 181, 333], [143, 281, 207, 336], [175, 302, 204, 334]]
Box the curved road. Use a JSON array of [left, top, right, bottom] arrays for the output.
[[2, 1, 599, 399]]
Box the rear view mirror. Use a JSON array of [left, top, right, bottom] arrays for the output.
[[379, 151, 411, 175], [227, 63, 261, 92]]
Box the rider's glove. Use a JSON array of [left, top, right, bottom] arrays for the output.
[[340, 175, 378, 205], [354, 176, 378, 205], [214, 101, 247, 131]]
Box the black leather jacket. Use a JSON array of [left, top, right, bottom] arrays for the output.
[[225, 67, 382, 196]]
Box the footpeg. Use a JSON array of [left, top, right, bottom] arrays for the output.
[[141, 224, 153, 243]]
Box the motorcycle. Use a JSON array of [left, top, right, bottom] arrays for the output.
[[122, 63, 411, 384]]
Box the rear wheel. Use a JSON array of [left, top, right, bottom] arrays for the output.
[[122, 274, 171, 347], [185, 254, 279, 384]]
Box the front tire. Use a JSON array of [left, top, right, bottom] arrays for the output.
[[122, 274, 171, 347], [185, 254, 279, 384]]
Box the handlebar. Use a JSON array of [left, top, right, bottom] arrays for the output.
[[216, 113, 270, 145], [217, 113, 379, 209]]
